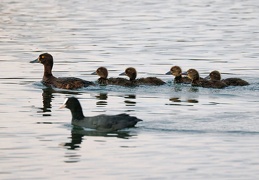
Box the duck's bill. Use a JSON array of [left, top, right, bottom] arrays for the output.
[[119, 72, 126, 76], [165, 71, 171, 75], [91, 71, 97, 75], [30, 58, 39, 63], [181, 72, 187, 75], [59, 104, 66, 109]]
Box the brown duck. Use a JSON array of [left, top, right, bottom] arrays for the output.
[[207, 70, 249, 86], [165, 66, 192, 84], [120, 67, 166, 86], [183, 69, 227, 89], [91, 67, 133, 86], [30, 53, 95, 90]]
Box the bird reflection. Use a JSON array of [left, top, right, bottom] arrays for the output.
[[95, 93, 108, 106], [61, 127, 135, 163], [38, 88, 81, 116], [124, 94, 136, 106], [39, 88, 54, 116], [63, 127, 134, 150], [168, 97, 199, 105]]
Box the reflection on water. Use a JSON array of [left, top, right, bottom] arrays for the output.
[[62, 127, 134, 163], [38, 88, 81, 116], [169, 97, 199, 104], [124, 94, 136, 106], [95, 93, 108, 106], [63, 127, 134, 150], [41, 88, 53, 116]]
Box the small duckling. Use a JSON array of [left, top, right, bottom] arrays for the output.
[[183, 69, 227, 89], [60, 97, 142, 132], [208, 70, 249, 86], [165, 66, 192, 84], [91, 67, 132, 86], [30, 53, 95, 90], [120, 67, 165, 86]]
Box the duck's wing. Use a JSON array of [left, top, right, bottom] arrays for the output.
[[136, 77, 165, 85], [108, 77, 134, 86], [76, 113, 142, 132], [54, 77, 95, 89], [223, 78, 249, 86]]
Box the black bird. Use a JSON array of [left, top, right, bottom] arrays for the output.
[[60, 97, 142, 132], [30, 53, 95, 90]]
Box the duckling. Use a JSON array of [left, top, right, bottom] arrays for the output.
[[183, 69, 227, 89], [120, 67, 165, 86], [30, 53, 94, 90], [60, 97, 142, 132], [165, 66, 192, 84], [208, 70, 249, 86], [91, 67, 132, 86]]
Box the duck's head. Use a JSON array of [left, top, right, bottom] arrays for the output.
[[208, 70, 221, 81], [30, 53, 54, 68], [120, 67, 137, 81], [182, 69, 200, 81], [166, 66, 182, 76], [92, 67, 108, 79]]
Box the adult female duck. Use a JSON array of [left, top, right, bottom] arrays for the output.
[[31, 53, 94, 90]]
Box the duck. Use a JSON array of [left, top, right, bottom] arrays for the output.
[[91, 67, 132, 86], [30, 53, 95, 90], [60, 97, 142, 132], [119, 67, 166, 86], [165, 66, 192, 84], [183, 69, 227, 89], [207, 70, 249, 86]]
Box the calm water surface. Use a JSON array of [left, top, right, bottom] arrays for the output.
[[1, 0, 259, 179]]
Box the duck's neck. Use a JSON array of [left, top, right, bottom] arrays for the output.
[[191, 75, 201, 86], [44, 65, 53, 77], [98, 77, 108, 85], [174, 76, 183, 83]]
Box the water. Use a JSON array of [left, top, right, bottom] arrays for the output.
[[1, 0, 259, 179]]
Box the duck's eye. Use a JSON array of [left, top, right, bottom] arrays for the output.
[[41, 55, 45, 59]]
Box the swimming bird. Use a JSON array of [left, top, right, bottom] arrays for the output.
[[165, 66, 192, 84], [60, 97, 142, 132], [120, 67, 166, 86], [183, 69, 227, 89], [30, 53, 95, 90], [91, 67, 132, 86], [207, 70, 249, 86]]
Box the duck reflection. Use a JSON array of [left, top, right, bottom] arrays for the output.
[[168, 97, 199, 105], [124, 94, 136, 106], [95, 93, 108, 106], [38, 88, 81, 116], [41, 88, 53, 116]]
